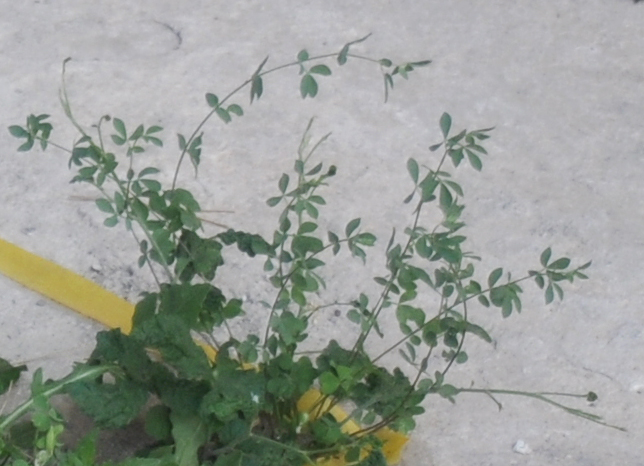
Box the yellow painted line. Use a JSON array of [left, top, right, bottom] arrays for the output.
[[0, 237, 134, 333], [0, 236, 408, 464]]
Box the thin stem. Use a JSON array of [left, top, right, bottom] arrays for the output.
[[0, 365, 115, 431], [170, 52, 380, 189], [458, 387, 626, 432]]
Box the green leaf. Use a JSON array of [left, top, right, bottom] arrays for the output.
[[95, 198, 114, 214], [320, 371, 340, 395], [278, 173, 289, 193], [227, 104, 243, 116], [205, 93, 219, 108], [110, 134, 125, 146], [130, 124, 144, 141], [146, 125, 163, 134], [300, 74, 318, 98], [439, 184, 453, 209], [298, 222, 317, 234], [250, 55, 269, 103], [439, 113, 452, 138], [310, 64, 332, 76], [549, 257, 571, 270], [0, 357, 27, 395], [132, 314, 212, 379], [488, 268, 503, 288], [8, 125, 28, 138], [292, 235, 324, 256], [214, 451, 242, 466], [266, 196, 282, 207], [145, 405, 172, 440], [216, 107, 231, 123], [345, 218, 361, 237], [250, 75, 263, 103], [297, 49, 309, 62], [103, 216, 118, 227], [545, 284, 554, 304], [113, 118, 126, 138], [466, 149, 483, 171], [171, 412, 210, 466], [354, 232, 376, 246], [407, 158, 419, 183], [138, 167, 160, 178], [540, 247, 552, 267], [379, 58, 393, 67], [67, 377, 149, 429], [177, 133, 187, 150]]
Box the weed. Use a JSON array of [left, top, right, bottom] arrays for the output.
[[1, 36, 619, 466]]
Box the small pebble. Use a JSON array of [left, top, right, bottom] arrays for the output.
[[90, 263, 102, 273], [512, 439, 532, 455]]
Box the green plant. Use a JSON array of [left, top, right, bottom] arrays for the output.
[[1, 36, 620, 466]]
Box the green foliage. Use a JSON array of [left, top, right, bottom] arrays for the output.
[[2, 35, 620, 466]]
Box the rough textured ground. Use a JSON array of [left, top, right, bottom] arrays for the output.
[[1, 1, 643, 465]]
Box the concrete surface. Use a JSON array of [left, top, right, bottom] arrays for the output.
[[1, 1, 643, 465]]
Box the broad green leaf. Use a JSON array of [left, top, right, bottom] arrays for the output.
[[278, 173, 289, 193], [129, 124, 144, 141], [8, 125, 28, 138], [345, 218, 361, 237], [419, 175, 439, 202], [0, 357, 27, 395], [300, 74, 318, 98], [216, 107, 231, 123], [549, 257, 571, 270], [297, 222, 317, 234], [354, 232, 376, 246], [540, 247, 552, 267], [319, 371, 340, 395], [488, 268, 503, 288], [146, 125, 163, 134], [310, 64, 332, 76], [103, 216, 118, 227], [266, 196, 282, 207], [95, 198, 114, 214], [113, 118, 126, 138], [466, 149, 483, 171], [292, 235, 324, 256], [407, 158, 419, 183], [227, 104, 243, 116], [439, 113, 452, 138], [214, 451, 242, 466], [138, 167, 160, 178], [297, 49, 309, 62], [111, 135, 125, 146], [171, 412, 209, 466], [205, 93, 219, 108], [545, 284, 554, 304], [177, 133, 187, 150], [439, 184, 453, 209], [145, 405, 172, 440]]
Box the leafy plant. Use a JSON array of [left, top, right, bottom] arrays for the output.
[[1, 36, 619, 466]]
